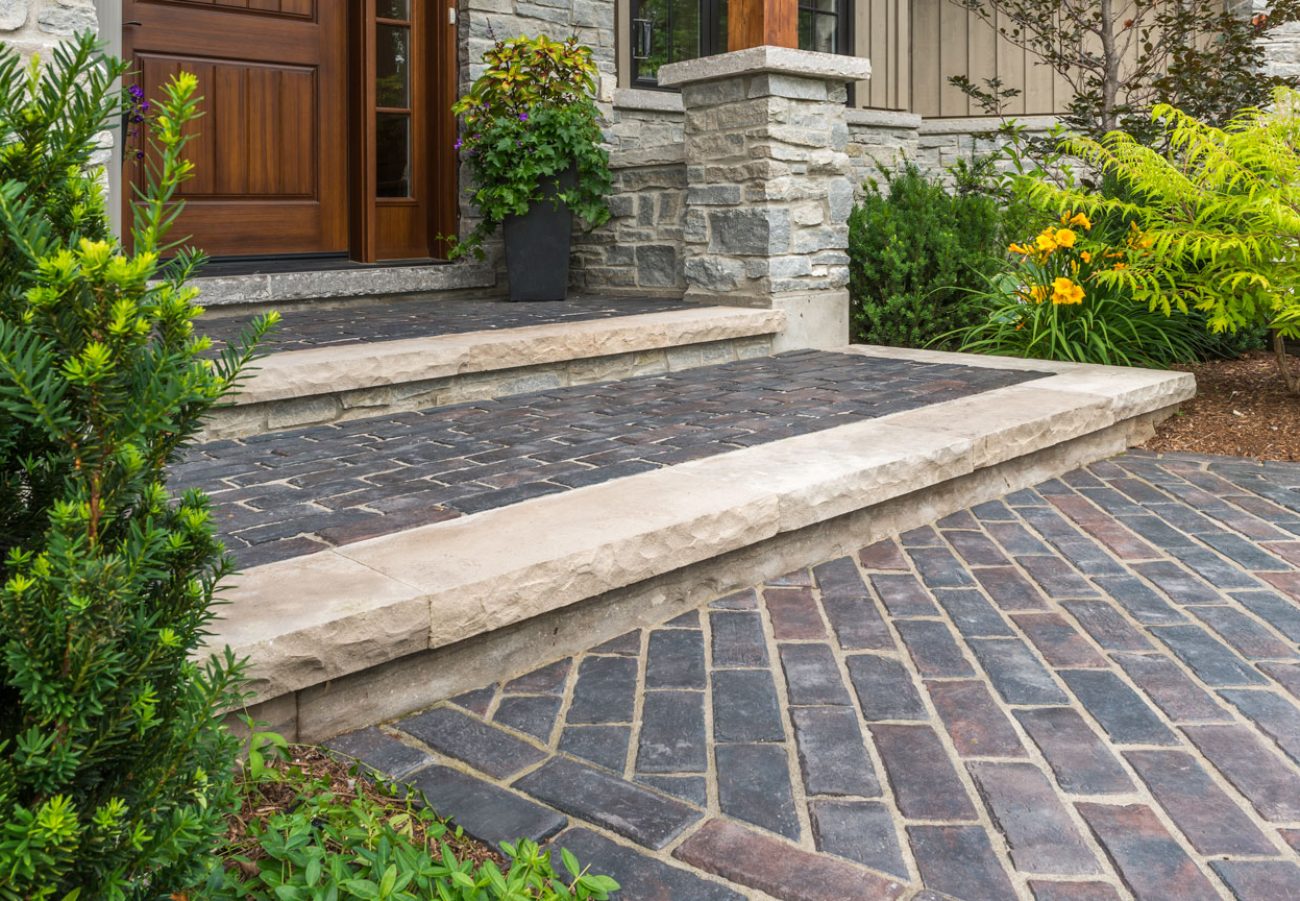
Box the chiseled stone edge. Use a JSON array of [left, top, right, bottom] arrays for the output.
[[207, 351, 1193, 706], [229, 306, 786, 405], [191, 262, 496, 308], [658, 46, 873, 87]]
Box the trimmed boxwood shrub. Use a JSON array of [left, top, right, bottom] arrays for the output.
[[848, 163, 1021, 350]]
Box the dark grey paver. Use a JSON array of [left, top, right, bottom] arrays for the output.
[[1059, 669, 1176, 745], [869, 573, 939, 616], [1062, 600, 1154, 651], [907, 825, 1017, 901], [968, 638, 1070, 705], [816, 557, 894, 649], [636, 691, 707, 774], [908, 546, 976, 589], [779, 643, 853, 706], [968, 761, 1099, 875], [635, 775, 708, 806], [325, 727, 433, 780], [809, 800, 907, 878], [872, 725, 977, 821], [1184, 724, 1300, 821], [549, 827, 745, 901], [715, 743, 801, 840], [493, 695, 563, 742], [933, 588, 1014, 637], [1075, 803, 1220, 901], [1152, 624, 1268, 686], [1131, 560, 1222, 605], [1219, 688, 1300, 764], [927, 680, 1026, 758], [1123, 749, 1277, 855], [711, 669, 785, 743], [1013, 612, 1107, 668], [558, 725, 630, 772], [398, 706, 545, 779], [974, 565, 1051, 610], [1210, 860, 1300, 901], [644, 629, 706, 689], [567, 655, 639, 724], [514, 756, 701, 850], [1015, 708, 1134, 794], [1092, 575, 1185, 625], [1028, 881, 1123, 901], [1111, 653, 1231, 722], [409, 765, 567, 851], [846, 653, 927, 720], [791, 706, 880, 797], [710, 611, 769, 668], [1233, 589, 1300, 641], [896, 619, 975, 677], [1191, 605, 1298, 660], [504, 658, 572, 694]]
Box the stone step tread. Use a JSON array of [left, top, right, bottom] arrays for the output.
[[217, 301, 784, 409], [182, 349, 1045, 569], [201, 345, 1193, 725]]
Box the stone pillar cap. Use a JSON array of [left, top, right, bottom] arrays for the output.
[[658, 46, 872, 88]]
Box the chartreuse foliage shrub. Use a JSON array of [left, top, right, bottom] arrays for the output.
[[847, 164, 1024, 350], [1023, 89, 1300, 391], [452, 35, 612, 258], [0, 35, 276, 897], [206, 733, 619, 900], [952, 212, 1216, 367]]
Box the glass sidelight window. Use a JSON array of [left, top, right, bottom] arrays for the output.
[[376, 0, 412, 197], [629, 0, 851, 87]]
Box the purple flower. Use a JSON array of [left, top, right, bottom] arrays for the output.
[[454, 138, 463, 150], [518, 112, 528, 122]]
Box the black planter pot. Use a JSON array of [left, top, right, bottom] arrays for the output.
[[503, 166, 576, 302]]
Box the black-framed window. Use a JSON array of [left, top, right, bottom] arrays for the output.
[[630, 0, 851, 88]]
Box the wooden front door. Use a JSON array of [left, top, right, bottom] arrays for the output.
[[123, 1, 349, 258]]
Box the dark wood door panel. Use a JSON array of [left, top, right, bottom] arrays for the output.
[[124, 0, 347, 257]]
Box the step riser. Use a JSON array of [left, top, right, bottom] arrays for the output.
[[202, 333, 775, 440], [194, 263, 496, 308], [235, 402, 1178, 742]]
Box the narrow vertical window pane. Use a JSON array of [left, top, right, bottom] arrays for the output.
[[376, 113, 410, 197], [377, 0, 409, 18], [632, 0, 709, 84], [377, 24, 410, 107], [813, 13, 837, 53]]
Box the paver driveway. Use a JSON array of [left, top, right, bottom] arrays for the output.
[[327, 451, 1300, 900]]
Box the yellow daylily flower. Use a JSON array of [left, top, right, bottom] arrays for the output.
[[1025, 284, 1048, 304], [1051, 277, 1085, 305], [1080, 250, 1093, 263], [1069, 212, 1092, 230], [1035, 230, 1058, 253], [1055, 228, 1077, 248]]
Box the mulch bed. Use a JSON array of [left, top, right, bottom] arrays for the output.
[[1145, 351, 1300, 462]]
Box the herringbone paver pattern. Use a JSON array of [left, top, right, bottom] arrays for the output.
[[178, 351, 1043, 567], [329, 452, 1300, 900]]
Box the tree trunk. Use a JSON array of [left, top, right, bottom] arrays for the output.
[[1274, 331, 1300, 395], [1098, 0, 1120, 132]]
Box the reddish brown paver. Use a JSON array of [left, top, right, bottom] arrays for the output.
[[330, 452, 1300, 899]]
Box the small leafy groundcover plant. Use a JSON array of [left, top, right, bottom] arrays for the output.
[[954, 213, 1216, 367], [0, 35, 274, 898], [452, 35, 612, 258], [1022, 89, 1300, 392], [204, 733, 619, 901]]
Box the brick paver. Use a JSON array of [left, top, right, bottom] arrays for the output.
[[178, 351, 1044, 567], [330, 451, 1300, 899], [201, 295, 696, 355]]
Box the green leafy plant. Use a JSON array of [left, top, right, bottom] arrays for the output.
[[0, 35, 275, 898], [451, 35, 612, 259], [206, 734, 620, 901], [953, 211, 1214, 367], [847, 163, 1025, 349], [1020, 88, 1300, 391]]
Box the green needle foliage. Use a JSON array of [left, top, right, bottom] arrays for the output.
[[1024, 88, 1300, 392], [0, 34, 276, 897]]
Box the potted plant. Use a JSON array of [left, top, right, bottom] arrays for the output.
[[452, 35, 612, 301]]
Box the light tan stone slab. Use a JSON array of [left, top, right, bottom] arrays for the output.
[[231, 306, 784, 405], [210, 347, 1193, 706]]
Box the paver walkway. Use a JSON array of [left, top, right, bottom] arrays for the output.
[[178, 351, 1044, 567], [200, 295, 694, 354], [328, 451, 1300, 900]]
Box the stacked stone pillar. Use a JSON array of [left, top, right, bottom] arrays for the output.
[[659, 47, 872, 350]]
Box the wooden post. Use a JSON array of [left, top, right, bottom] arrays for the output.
[[727, 0, 798, 51]]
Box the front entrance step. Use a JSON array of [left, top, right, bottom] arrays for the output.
[[197, 346, 1196, 741], [199, 298, 784, 439], [192, 261, 496, 308]]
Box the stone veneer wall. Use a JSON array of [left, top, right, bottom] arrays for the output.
[[0, 0, 96, 54]]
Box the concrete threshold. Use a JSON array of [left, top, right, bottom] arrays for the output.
[[204, 306, 785, 439], [210, 346, 1194, 740]]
